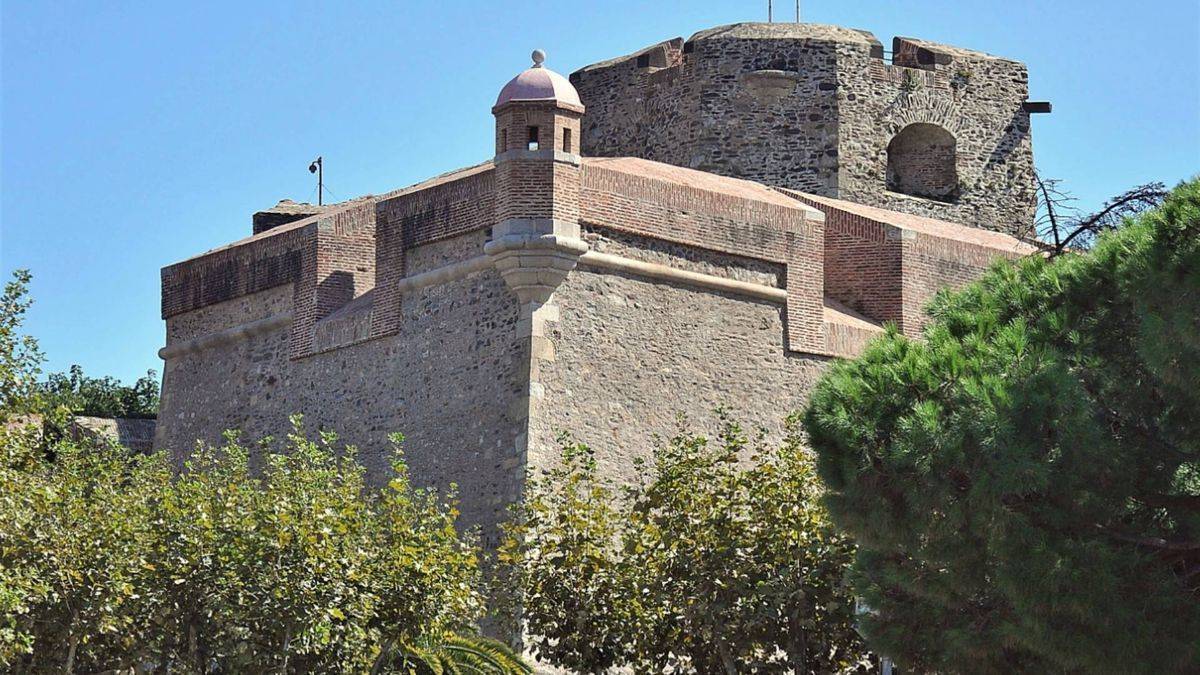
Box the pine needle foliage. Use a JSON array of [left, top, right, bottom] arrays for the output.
[[804, 178, 1200, 672]]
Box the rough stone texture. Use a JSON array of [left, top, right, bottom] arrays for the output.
[[69, 416, 157, 453], [157, 31, 1038, 547], [157, 250, 526, 544], [531, 235, 830, 486], [571, 22, 1037, 234]]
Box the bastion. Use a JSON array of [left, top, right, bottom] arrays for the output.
[[156, 27, 1039, 544]]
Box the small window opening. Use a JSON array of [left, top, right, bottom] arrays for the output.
[[562, 128, 572, 153], [527, 126, 539, 151], [501, 128, 508, 152]]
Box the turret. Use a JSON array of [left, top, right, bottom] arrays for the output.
[[485, 50, 588, 305]]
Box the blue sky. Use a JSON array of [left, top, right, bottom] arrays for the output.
[[2, 0, 1198, 384]]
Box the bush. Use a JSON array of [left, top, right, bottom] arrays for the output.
[[0, 421, 501, 672], [499, 415, 870, 674], [43, 364, 160, 419], [804, 179, 1200, 672], [0, 269, 527, 673]]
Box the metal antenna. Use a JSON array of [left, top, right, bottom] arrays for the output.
[[308, 156, 323, 206]]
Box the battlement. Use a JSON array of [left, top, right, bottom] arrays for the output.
[[570, 22, 1037, 234], [575, 23, 1021, 79]]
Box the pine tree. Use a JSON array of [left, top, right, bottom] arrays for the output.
[[804, 179, 1200, 673]]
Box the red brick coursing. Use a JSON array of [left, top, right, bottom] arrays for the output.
[[161, 224, 310, 320], [162, 154, 1025, 363], [292, 201, 378, 357], [372, 167, 496, 337], [794, 195, 1026, 337], [162, 166, 500, 359], [579, 163, 827, 354]]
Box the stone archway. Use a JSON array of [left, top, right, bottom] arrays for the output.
[[886, 123, 959, 202]]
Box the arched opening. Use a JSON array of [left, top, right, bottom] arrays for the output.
[[886, 123, 958, 202]]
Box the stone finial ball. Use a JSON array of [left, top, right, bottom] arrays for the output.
[[532, 49, 546, 67]]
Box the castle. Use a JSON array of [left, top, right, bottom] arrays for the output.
[[156, 23, 1039, 543]]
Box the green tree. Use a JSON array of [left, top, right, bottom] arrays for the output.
[[500, 416, 869, 674], [0, 270, 48, 421], [1, 420, 533, 673], [0, 269, 527, 674], [43, 364, 160, 419], [804, 179, 1200, 672]]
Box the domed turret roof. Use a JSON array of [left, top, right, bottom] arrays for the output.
[[495, 49, 583, 110]]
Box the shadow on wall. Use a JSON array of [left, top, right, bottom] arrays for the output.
[[317, 270, 357, 318], [886, 122, 959, 203], [984, 107, 1031, 171]]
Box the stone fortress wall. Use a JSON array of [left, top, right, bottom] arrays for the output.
[[158, 224, 529, 543], [570, 23, 1037, 234], [156, 26, 1039, 542]]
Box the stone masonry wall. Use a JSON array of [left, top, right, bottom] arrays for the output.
[[572, 25, 845, 195], [571, 23, 1036, 234], [835, 37, 1036, 233], [530, 233, 831, 486], [157, 231, 527, 545]]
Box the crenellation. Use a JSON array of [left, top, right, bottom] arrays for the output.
[[572, 22, 1037, 234]]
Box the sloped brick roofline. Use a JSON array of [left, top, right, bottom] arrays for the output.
[[582, 156, 814, 212], [375, 160, 494, 202], [168, 200, 360, 267], [167, 162, 495, 268], [782, 189, 1038, 253]]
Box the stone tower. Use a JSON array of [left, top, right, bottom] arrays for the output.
[[570, 23, 1039, 234]]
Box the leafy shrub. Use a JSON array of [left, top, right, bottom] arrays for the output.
[[499, 415, 870, 674], [0, 422, 504, 673], [43, 364, 160, 419], [0, 269, 527, 673]]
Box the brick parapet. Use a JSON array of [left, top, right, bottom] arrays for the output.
[[288, 200, 378, 358], [791, 191, 1031, 336], [785, 222, 826, 353], [580, 161, 828, 353], [160, 199, 380, 360], [897, 230, 1026, 335], [371, 165, 496, 337], [580, 163, 800, 262], [161, 222, 314, 321]]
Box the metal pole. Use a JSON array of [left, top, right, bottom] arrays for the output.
[[768, 0, 772, 22], [796, 0, 801, 22], [316, 156, 323, 206]]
